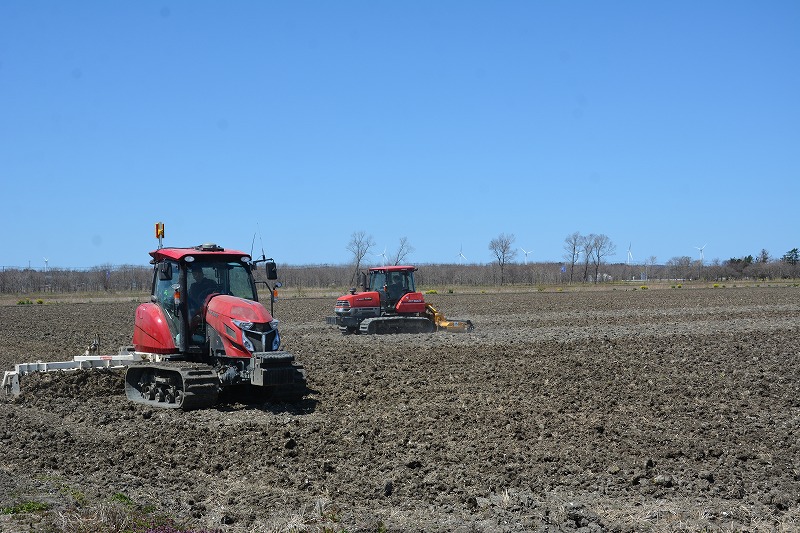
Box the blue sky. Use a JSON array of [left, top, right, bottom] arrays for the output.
[[1, 1, 798, 269]]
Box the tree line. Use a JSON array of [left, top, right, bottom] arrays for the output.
[[1, 239, 798, 295], [0, 265, 151, 295]]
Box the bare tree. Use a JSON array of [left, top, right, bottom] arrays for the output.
[[590, 234, 616, 283], [488, 233, 517, 285], [391, 237, 415, 265], [581, 233, 595, 283], [646, 255, 658, 281], [347, 231, 375, 285], [667, 256, 693, 280], [562, 231, 582, 284]]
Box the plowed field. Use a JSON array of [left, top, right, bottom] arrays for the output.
[[1, 287, 799, 532]]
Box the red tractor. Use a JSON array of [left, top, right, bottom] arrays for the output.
[[326, 265, 473, 334], [2, 226, 306, 410], [123, 242, 306, 409]]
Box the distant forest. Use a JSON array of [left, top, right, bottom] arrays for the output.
[[1, 252, 798, 295]]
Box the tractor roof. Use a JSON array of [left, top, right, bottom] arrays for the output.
[[368, 265, 417, 272], [150, 244, 250, 263]]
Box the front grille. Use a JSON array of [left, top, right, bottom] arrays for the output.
[[335, 300, 350, 308], [243, 328, 279, 352]]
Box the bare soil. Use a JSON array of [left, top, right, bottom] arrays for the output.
[[1, 287, 799, 532]]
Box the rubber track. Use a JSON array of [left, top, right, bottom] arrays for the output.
[[125, 362, 219, 410], [359, 316, 435, 334]]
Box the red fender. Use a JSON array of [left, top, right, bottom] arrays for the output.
[[133, 303, 178, 354], [395, 292, 427, 314]]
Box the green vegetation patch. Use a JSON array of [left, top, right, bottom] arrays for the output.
[[1, 501, 49, 514], [110, 492, 135, 506]]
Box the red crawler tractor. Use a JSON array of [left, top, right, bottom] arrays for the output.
[[326, 265, 474, 334], [123, 242, 306, 409], [3, 225, 306, 410]]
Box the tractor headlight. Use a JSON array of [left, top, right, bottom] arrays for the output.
[[232, 319, 254, 331], [272, 330, 281, 351], [270, 319, 279, 330], [242, 335, 255, 351], [232, 319, 256, 351]]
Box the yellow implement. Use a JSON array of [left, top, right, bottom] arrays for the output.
[[425, 304, 474, 332]]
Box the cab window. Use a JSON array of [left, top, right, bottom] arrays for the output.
[[154, 260, 180, 342], [228, 263, 256, 300], [155, 261, 180, 308], [369, 271, 387, 292], [190, 261, 256, 301]]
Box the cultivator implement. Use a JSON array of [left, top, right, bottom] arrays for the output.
[[2, 348, 155, 397], [425, 303, 475, 333]]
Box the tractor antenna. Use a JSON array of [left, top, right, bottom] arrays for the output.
[[258, 222, 267, 261], [250, 232, 257, 258]]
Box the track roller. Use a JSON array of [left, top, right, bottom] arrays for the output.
[[125, 363, 219, 410]]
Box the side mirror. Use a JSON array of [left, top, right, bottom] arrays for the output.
[[265, 261, 278, 280], [158, 262, 173, 281], [359, 271, 367, 291]]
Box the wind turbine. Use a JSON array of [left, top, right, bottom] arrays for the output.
[[458, 245, 467, 264], [43, 257, 49, 273], [379, 247, 388, 265], [626, 243, 633, 265], [520, 247, 533, 264], [694, 244, 707, 265]]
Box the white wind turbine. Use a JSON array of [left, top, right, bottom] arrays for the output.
[[458, 245, 467, 264], [372, 247, 388, 265], [626, 243, 634, 281], [694, 244, 707, 265], [520, 247, 533, 264]]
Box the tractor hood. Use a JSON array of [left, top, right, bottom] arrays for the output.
[[338, 291, 381, 309], [204, 295, 280, 358], [206, 294, 274, 324]]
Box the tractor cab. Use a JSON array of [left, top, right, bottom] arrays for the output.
[[367, 267, 416, 308], [136, 243, 278, 357], [156, 258, 257, 338]]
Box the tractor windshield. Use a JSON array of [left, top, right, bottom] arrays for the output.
[[227, 262, 257, 299], [369, 271, 386, 292], [188, 261, 256, 305], [369, 270, 415, 293]]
